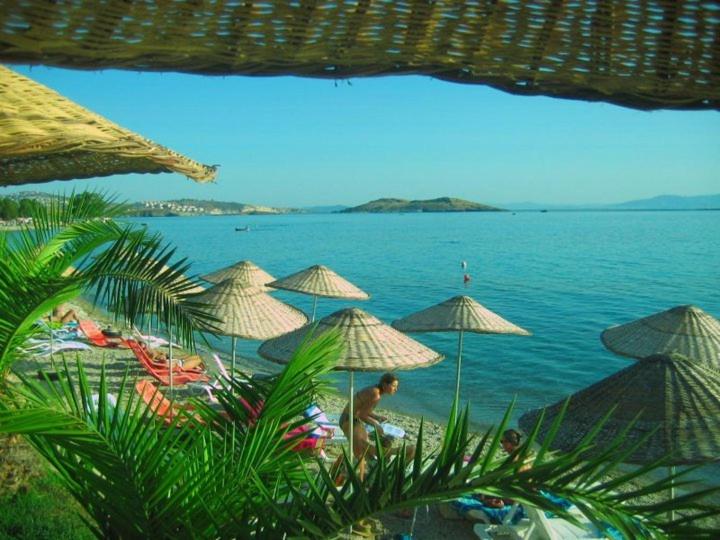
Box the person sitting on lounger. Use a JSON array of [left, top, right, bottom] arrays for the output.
[[140, 341, 205, 371], [337, 372, 415, 479], [50, 303, 79, 324], [479, 429, 531, 509]]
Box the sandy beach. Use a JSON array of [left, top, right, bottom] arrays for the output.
[[11, 301, 483, 539], [12, 300, 719, 539]]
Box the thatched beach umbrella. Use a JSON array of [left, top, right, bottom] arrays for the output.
[[194, 278, 307, 381], [259, 307, 443, 463], [200, 260, 276, 291], [268, 265, 369, 321], [0, 66, 216, 185], [392, 295, 530, 410], [602, 305, 720, 370], [519, 353, 720, 518]]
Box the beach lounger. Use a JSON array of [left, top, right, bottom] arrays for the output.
[[473, 503, 606, 540], [25, 339, 92, 356], [303, 404, 346, 443], [78, 320, 126, 348], [126, 339, 209, 386], [135, 380, 202, 426]]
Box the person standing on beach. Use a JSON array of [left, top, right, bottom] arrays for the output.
[[337, 372, 414, 480]]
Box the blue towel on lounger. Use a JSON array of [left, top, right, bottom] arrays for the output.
[[450, 496, 525, 525]]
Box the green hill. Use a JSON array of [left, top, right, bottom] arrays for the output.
[[340, 197, 504, 213]]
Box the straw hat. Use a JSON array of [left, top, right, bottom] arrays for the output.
[[201, 260, 275, 291], [193, 278, 307, 340], [268, 265, 369, 300], [392, 295, 531, 335], [601, 305, 720, 369], [259, 307, 443, 371], [519, 353, 720, 465]]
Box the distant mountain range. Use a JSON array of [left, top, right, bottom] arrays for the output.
[[7, 191, 718, 215], [502, 194, 720, 211], [340, 197, 503, 213]]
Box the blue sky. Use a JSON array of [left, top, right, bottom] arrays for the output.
[[4, 65, 719, 207]]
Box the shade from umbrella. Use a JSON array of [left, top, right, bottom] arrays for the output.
[[201, 260, 275, 291], [268, 264, 369, 321], [194, 278, 308, 380], [601, 305, 720, 369], [519, 353, 720, 465], [259, 307, 442, 372], [259, 307, 443, 466], [0, 65, 217, 185], [392, 295, 530, 409]]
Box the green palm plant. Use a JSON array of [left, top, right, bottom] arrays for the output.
[[0, 329, 718, 539], [0, 191, 215, 382]]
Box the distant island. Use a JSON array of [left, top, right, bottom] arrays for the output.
[[340, 197, 504, 213]]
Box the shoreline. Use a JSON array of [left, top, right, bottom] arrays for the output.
[[14, 300, 720, 537]]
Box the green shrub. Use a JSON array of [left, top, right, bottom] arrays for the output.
[[0, 475, 93, 540]]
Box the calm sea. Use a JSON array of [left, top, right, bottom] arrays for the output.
[[128, 211, 720, 430]]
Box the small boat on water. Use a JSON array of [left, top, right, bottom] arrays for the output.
[[235, 226, 250, 232]]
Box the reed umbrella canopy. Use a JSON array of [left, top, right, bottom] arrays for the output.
[[0, 2, 717, 111], [0, 65, 217, 186], [201, 260, 276, 291], [194, 278, 307, 380], [269, 265, 369, 321], [260, 307, 442, 371], [259, 307, 443, 461], [392, 295, 530, 409], [602, 305, 720, 370], [519, 353, 720, 465]]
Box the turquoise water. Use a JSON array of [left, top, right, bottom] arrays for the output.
[[130, 211, 720, 429]]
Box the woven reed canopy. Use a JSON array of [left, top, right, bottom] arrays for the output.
[[0, 66, 217, 186], [201, 260, 276, 291], [193, 278, 307, 340], [259, 307, 443, 372], [0, 2, 717, 111], [269, 265, 369, 300], [393, 295, 531, 335], [519, 353, 720, 465], [602, 305, 720, 369], [393, 295, 530, 408]]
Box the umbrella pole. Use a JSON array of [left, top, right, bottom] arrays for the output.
[[231, 336, 237, 388], [168, 313, 173, 400], [453, 330, 464, 414], [348, 370, 355, 538], [349, 371, 355, 467], [668, 465, 675, 522], [311, 295, 318, 322]]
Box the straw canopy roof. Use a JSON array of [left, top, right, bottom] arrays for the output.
[[201, 260, 276, 291], [259, 307, 443, 372], [0, 2, 717, 111], [519, 353, 720, 465], [269, 265, 369, 300], [193, 278, 307, 340], [393, 295, 531, 335], [0, 66, 216, 186], [602, 305, 720, 369]]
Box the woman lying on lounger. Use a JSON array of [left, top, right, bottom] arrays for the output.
[[140, 341, 205, 371]]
